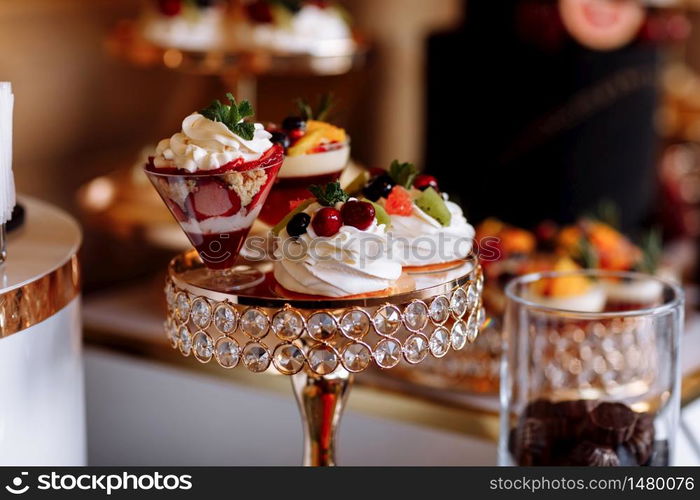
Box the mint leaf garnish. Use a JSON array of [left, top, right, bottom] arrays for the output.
[[389, 160, 418, 189], [309, 181, 349, 207], [573, 236, 599, 269], [636, 228, 662, 274], [200, 92, 256, 140], [295, 92, 335, 121]]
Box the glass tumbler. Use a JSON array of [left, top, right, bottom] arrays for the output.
[[500, 270, 683, 466]]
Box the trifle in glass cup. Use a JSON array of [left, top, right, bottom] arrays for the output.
[[145, 93, 283, 290], [257, 96, 350, 226]]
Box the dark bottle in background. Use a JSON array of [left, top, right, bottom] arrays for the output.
[[425, 0, 660, 236]]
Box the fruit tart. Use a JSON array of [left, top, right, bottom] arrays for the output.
[[271, 182, 404, 298], [258, 94, 350, 225], [145, 93, 283, 274]]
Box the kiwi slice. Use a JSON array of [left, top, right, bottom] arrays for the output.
[[367, 200, 391, 228], [415, 187, 451, 226], [343, 170, 370, 196], [271, 198, 314, 235]]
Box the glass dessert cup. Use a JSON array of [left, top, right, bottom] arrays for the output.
[[500, 270, 683, 466], [257, 141, 350, 226], [145, 148, 283, 291]]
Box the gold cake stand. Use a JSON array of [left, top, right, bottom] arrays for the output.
[[164, 251, 485, 466]]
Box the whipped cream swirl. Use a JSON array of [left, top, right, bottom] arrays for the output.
[[154, 113, 273, 172], [273, 202, 402, 297], [390, 200, 475, 267]]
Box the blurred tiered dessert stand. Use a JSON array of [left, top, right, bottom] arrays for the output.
[[165, 252, 484, 465]]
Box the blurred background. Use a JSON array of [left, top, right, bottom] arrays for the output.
[[3, 0, 700, 465]]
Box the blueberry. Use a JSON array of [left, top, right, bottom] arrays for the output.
[[362, 174, 394, 202], [282, 116, 306, 132], [270, 131, 290, 149], [286, 212, 311, 237]]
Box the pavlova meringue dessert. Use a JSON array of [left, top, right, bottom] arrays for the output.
[[140, 0, 227, 51], [146, 93, 283, 270], [232, 0, 355, 56], [358, 161, 475, 270], [272, 182, 403, 298]]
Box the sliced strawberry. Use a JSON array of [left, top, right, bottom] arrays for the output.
[[165, 197, 189, 222], [189, 180, 241, 220], [235, 145, 284, 172]]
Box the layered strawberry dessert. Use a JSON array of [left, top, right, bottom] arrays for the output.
[[232, 0, 355, 56], [356, 161, 475, 270], [146, 93, 282, 269], [258, 95, 349, 226], [140, 0, 227, 51], [272, 182, 402, 298]]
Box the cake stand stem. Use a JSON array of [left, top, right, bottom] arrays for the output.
[[291, 367, 352, 466]]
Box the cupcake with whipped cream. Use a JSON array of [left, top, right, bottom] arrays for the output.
[[356, 160, 475, 271], [140, 0, 227, 51], [272, 181, 404, 298], [231, 0, 355, 56]]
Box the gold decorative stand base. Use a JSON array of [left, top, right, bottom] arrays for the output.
[[293, 367, 352, 466], [163, 250, 484, 465]]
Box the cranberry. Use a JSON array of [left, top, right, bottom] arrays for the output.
[[312, 207, 343, 237], [286, 212, 311, 237], [158, 0, 182, 16], [282, 116, 307, 132], [289, 129, 305, 142], [413, 174, 439, 191], [340, 201, 375, 230]]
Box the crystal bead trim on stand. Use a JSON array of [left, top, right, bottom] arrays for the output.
[[308, 344, 339, 375], [373, 304, 402, 336], [163, 259, 484, 373], [273, 342, 306, 375], [214, 336, 241, 369], [213, 303, 238, 335], [340, 308, 371, 340]]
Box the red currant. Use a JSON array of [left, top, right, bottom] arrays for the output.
[[158, 0, 182, 17], [312, 207, 343, 237], [413, 174, 439, 191], [340, 201, 375, 231]]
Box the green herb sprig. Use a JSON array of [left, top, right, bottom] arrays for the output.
[[389, 160, 418, 189], [199, 92, 255, 140], [296, 92, 335, 122], [573, 236, 599, 269], [309, 181, 349, 207], [636, 228, 662, 274]]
